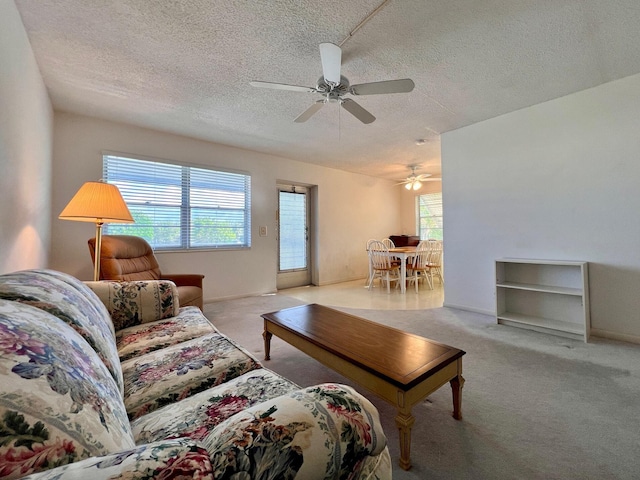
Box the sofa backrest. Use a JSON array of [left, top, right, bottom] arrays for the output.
[[0, 269, 124, 393], [0, 299, 135, 479]]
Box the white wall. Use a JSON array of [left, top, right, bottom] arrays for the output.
[[442, 73, 640, 341], [51, 113, 401, 301], [0, 1, 53, 273]]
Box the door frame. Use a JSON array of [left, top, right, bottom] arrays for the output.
[[276, 183, 317, 289]]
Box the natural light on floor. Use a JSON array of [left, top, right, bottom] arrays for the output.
[[278, 278, 444, 310]]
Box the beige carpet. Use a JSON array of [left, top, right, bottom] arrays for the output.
[[205, 294, 640, 479]]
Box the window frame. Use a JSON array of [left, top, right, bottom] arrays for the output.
[[102, 152, 251, 252]]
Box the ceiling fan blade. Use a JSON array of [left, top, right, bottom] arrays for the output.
[[294, 101, 325, 123], [250, 81, 316, 93], [350, 79, 415, 95], [319, 43, 341, 85], [340, 99, 376, 124]]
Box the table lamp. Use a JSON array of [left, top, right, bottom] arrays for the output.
[[59, 180, 134, 281]]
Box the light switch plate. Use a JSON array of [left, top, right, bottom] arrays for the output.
[[259, 226, 267, 237]]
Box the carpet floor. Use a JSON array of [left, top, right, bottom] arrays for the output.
[[204, 294, 640, 479]]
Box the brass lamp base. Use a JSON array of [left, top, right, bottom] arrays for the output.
[[93, 222, 104, 282]]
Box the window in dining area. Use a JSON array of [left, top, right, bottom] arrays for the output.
[[417, 193, 443, 240]]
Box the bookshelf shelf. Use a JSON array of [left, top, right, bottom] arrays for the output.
[[495, 259, 590, 342]]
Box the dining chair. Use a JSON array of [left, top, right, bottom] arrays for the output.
[[367, 240, 401, 293], [406, 241, 432, 291], [365, 239, 377, 286], [426, 240, 444, 286], [381, 237, 403, 267]]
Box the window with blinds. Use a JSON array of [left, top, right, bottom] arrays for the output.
[[417, 193, 443, 240], [103, 154, 251, 250]]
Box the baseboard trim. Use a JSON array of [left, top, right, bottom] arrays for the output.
[[203, 276, 368, 304], [442, 302, 495, 317], [590, 328, 640, 345], [204, 290, 277, 304], [315, 276, 367, 287]]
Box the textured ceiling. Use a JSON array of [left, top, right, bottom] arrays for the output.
[[14, 0, 640, 181]]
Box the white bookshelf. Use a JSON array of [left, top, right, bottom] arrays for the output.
[[495, 259, 590, 342]]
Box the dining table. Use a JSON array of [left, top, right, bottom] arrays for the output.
[[385, 246, 417, 293]]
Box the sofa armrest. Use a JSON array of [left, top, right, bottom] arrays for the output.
[[20, 438, 212, 480], [85, 280, 180, 330], [162, 273, 204, 288], [203, 383, 390, 480]]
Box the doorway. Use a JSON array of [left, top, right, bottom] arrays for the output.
[[276, 185, 312, 289]]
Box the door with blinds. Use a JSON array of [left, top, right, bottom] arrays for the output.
[[276, 185, 311, 289]]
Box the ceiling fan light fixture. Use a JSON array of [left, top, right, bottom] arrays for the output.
[[397, 166, 439, 189]]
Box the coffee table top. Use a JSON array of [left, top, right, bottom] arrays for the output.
[[261, 303, 465, 390]]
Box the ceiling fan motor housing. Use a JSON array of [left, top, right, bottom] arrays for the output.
[[316, 75, 350, 93]]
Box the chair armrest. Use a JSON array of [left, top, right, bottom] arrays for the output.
[[204, 383, 389, 479], [162, 273, 204, 288], [20, 438, 212, 479]]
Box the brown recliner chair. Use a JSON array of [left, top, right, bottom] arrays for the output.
[[88, 235, 204, 310]]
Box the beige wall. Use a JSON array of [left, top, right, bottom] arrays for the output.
[[51, 113, 401, 301], [0, 2, 53, 273]]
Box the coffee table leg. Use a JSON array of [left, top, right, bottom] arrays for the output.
[[450, 374, 465, 420], [395, 408, 415, 470], [263, 328, 272, 361]]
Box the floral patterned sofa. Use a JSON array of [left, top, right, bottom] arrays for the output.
[[0, 269, 391, 479]]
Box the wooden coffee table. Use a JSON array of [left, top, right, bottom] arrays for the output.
[[261, 303, 466, 470]]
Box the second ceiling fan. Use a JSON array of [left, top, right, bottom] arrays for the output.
[[396, 165, 441, 190], [250, 43, 415, 124]]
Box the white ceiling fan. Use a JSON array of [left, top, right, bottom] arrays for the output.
[[396, 165, 441, 190], [250, 43, 415, 124]]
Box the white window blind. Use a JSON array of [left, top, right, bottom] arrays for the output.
[[417, 193, 443, 240], [103, 154, 251, 250]]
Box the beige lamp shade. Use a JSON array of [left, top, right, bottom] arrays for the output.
[[59, 181, 134, 281], [59, 181, 134, 223]]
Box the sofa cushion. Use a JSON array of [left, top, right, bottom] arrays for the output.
[[358, 447, 393, 480], [203, 383, 388, 480], [0, 300, 135, 479], [0, 269, 123, 393], [85, 280, 180, 330], [16, 438, 213, 480], [122, 333, 261, 420], [131, 369, 299, 444], [116, 306, 216, 362]]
